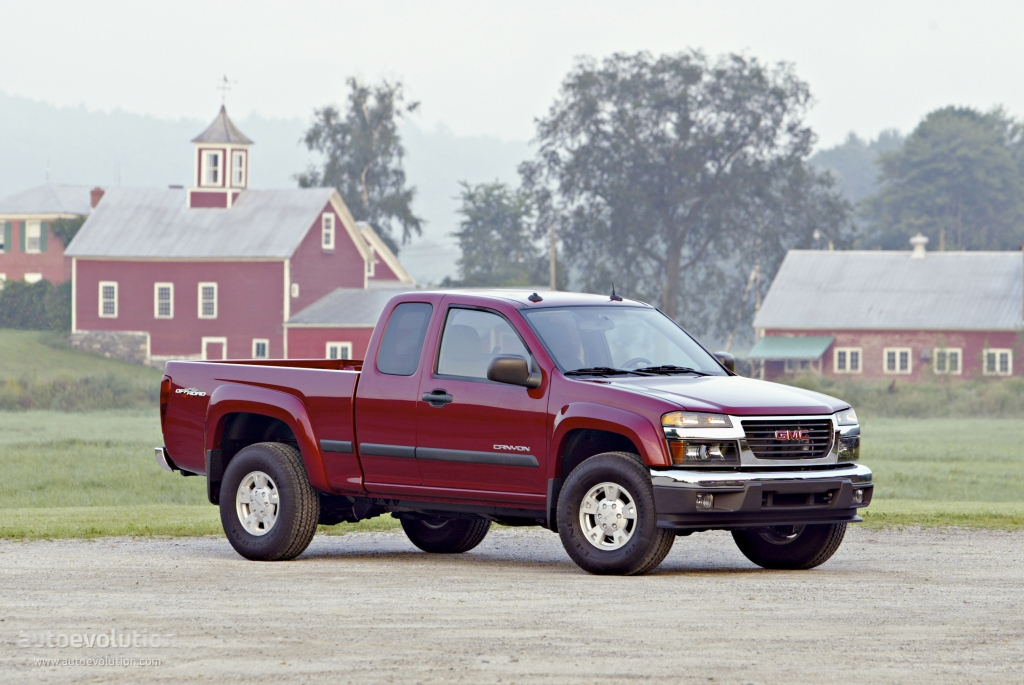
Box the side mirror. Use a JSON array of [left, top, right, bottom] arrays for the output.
[[487, 355, 542, 389], [713, 351, 735, 373]]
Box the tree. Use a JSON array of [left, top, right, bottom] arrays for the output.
[[864, 107, 1024, 251], [297, 78, 423, 254], [520, 51, 851, 338], [810, 130, 904, 205], [50, 216, 86, 248], [442, 181, 558, 288]]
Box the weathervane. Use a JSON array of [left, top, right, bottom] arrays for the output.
[[216, 74, 237, 104]]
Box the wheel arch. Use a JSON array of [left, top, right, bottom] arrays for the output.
[[205, 383, 329, 504]]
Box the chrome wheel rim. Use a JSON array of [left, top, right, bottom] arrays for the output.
[[758, 525, 806, 545], [579, 482, 638, 551], [236, 471, 280, 536]]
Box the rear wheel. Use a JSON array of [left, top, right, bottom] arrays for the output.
[[400, 515, 491, 553], [557, 452, 674, 575], [732, 523, 847, 570], [219, 442, 320, 561]]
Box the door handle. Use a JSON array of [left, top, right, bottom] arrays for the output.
[[421, 389, 454, 407]]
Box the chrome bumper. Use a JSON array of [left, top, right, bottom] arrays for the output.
[[154, 446, 175, 472], [650, 464, 873, 530]]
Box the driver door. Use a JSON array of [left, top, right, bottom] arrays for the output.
[[414, 304, 548, 504]]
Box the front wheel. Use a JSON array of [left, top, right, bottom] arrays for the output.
[[732, 523, 846, 570], [400, 515, 491, 553], [557, 452, 675, 575]]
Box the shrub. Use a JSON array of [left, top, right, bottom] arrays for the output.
[[0, 280, 71, 332]]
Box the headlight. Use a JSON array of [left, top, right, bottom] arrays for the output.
[[835, 408, 858, 426], [668, 440, 740, 466], [662, 412, 733, 428]]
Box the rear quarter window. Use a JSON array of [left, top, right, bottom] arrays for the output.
[[376, 302, 433, 376]]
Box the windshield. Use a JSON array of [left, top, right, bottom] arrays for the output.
[[522, 306, 726, 376]]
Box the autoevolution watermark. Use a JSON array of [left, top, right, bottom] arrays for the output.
[[33, 657, 161, 668], [18, 629, 174, 649]]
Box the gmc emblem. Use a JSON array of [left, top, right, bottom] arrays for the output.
[[775, 429, 809, 442]]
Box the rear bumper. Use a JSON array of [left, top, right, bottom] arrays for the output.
[[650, 463, 873, 530]]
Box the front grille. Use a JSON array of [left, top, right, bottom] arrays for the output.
[[741, 419, 834, 460]]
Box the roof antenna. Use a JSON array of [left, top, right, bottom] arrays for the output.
[[610, 283, 622, 302], [528, 292, 543, 303]]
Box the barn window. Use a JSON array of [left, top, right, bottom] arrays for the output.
[[25, 221, 41, 253], [984, 349, 1013, 377], [833, 347, 861, 374], [252, 339, 269, 359], [24, 273, 42, 284], [326, 342, 352, 360], [198, 282, 218, 319], [202, 151, 223, 186], [232, 151, 246, 187], [99, 281, 118, 318], [365, 246, 376, 277], [321, 213, 335, 250], [883, 347, 912, 375], [934, 348, 962, 375], [154, 283, 174, 319]]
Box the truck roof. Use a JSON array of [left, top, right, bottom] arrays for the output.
[[409, 289, 654, 309]]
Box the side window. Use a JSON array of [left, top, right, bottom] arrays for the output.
[[437, 308, 529, 380], [376, 302, 433, 376]]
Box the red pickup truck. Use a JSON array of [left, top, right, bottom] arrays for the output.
[[156, 290, 871, 575]]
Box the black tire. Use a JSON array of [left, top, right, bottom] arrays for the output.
[[732, 523, 847, 570], [400, 515, 491, 553], [219, 442, 320, 561], [557, 452, 675, 576]]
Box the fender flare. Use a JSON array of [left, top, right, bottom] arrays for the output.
[[550, 402, 671, 477], [206, 383, 330, 493]]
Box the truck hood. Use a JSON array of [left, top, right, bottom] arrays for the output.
[[603, 375, 850, 416]]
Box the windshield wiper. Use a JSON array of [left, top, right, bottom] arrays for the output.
[[633, 365, 711, 376], [564, 367, 634, 377]]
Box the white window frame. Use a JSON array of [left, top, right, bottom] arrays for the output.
[[99, 281, 118, 318], [154, 282, 174, 319], [290, 282, 299, 299], [0, 274, 5, 290], [326, 342, 353, 360], [833, 347, 862, 374], [252, 338, 269, 359], [983, 348, 1013, 377], [201, 150, 223, 187], [23, 273, 43, 284], [883, 347, 912, 375], [933, 347, 963, 375], [198, 282, 218, 319], [321, 213, 335, 250], [25, 221, 41, 254], [201, 336, 228, 361], [231, 150, 246, 187]]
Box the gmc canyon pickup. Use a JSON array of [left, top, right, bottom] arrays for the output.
[[156, 290, 871, 575]]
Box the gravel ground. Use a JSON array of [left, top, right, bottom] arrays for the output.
[[1, 526, 1022, 684]]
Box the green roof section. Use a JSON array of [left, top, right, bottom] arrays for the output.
[[747, 336, 834, 360]]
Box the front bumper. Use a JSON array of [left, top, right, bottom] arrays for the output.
[[650, 463, 873, 530]]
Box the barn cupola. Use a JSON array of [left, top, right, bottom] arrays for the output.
[[187, 106, 253, 209]]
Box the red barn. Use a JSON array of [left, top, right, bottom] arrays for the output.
[[0, 184, 96, 286], [64, 107, 412, 364], [749, 236, 1024, 381]]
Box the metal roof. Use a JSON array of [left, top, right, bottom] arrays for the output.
[[191, 106, 253, 145], [286, 287, 416, 326], [64, 187, 337, 258], [0, 184, 93, 216], [747, 336, 834, 360], [754, 250, 1024, 331]]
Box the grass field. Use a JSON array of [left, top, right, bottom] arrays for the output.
[[0, 330, 160, 410], [1, 411, 1022, 538]]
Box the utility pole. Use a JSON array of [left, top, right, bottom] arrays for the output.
[[549, 223, 557, 291]]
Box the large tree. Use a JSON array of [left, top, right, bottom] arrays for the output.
[[297, 78, 423, 254], [520, 51, 850, 338], [442, 181, 558, 288], [864, 107, 1024, 251]]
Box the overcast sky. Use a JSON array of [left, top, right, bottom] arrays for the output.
[[2, 0, 1022, 148]]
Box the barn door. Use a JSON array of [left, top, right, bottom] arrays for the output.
[[202, 337, 228, 360]]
